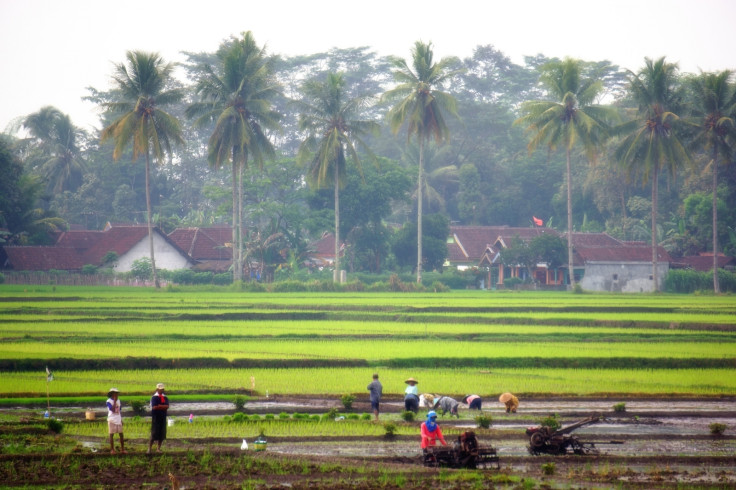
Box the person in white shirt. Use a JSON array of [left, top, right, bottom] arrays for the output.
[[106, 388, 125, 454]]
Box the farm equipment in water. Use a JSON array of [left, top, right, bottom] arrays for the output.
[[423, 431, 499, 469], [526, 415, 623, 455]]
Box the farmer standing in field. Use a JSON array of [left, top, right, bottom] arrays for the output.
[[147, 383, 169, 453], [367, 373, 382, 420], [106, 388, 126, 454]]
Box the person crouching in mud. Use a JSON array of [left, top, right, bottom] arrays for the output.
[[420, 410, 447, 452]]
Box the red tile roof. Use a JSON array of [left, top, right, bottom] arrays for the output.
[[448, 226, 558, 262], [671, 254, 734, 271], [169, 227, 232, 261], [2, 225, 192, 271], [3, 246, 87, 271], [575, 244, 671, 263]]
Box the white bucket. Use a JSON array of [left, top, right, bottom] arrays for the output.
[[167, 418, 175, 427]]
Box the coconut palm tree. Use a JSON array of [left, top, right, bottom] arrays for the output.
[[687, 70, 736, 293], [383, 41, 462, 283], [101, 51, 184, 288], [186, 32, 281, 282], [296, 72, 379, 283], [22, 106, 87, 194], [615, 57, 690, 292], [515, 58, 616, 288]]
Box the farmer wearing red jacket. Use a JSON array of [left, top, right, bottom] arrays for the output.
[[420, 410, 447, 450]]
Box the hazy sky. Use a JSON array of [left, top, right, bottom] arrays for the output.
[[2, 0, 735, 132]]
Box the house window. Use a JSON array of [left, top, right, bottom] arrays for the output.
[[649, 275, 653, 280], [612, 274, 618, 281]]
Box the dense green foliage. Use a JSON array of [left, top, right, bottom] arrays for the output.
[[4, 39, 734, 284]]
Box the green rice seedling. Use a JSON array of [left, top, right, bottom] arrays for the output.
[[541, 462, 556, 475], [341, 393, 355, 410], [613, 402, 626, 412], [400, 411, 415, 422], [709, 422, 727, 435], [234, 395, 247, 410], [475, 414, 492, 428]]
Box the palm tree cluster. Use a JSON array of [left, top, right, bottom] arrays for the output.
[[7, 35, 736, 292]]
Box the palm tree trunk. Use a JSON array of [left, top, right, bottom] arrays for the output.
[[566, 148, 575, 289], [712, 148, 720, 293], [651, 165, 659, 292], [231, 158, 240, 282], [416, 138, 424, 284], [144, 149, 159, 288], [238, 156, 245, 284], [334, 163, 341, 283]]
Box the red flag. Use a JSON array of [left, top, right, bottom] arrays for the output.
[[533, 216, 543, 226]]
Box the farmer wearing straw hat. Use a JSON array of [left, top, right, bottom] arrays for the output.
[[404, 378, 420, 413], [147, 383, 169, 453], [106, 388, 126, 454], [499, 392, 519, 413]]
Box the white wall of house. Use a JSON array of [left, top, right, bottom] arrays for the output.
[[580, 261, 669, 293], [114, 233, 194, 272]]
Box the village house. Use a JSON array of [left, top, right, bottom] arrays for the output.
[[1, 224, 194, 273], [446, 226, 675, 292]]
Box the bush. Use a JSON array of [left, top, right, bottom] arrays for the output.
[[383, 421, 397, 436], [341, 393, 355, 410], [130, 258, 153, 280], [46, 418, 63, 434], [475, 414, 492, 428], [233, 395, 247, 410], [130, 400, 146, 415], [539, 414, 561, 432], [81, 264, 98, 275], [709, 422, 727, 435], [612, 402, 626, 413], [430, 281, 450, 292], [503, 277, 523, 289], [400, 410, 416, 422], [573, 283, 584, 294]]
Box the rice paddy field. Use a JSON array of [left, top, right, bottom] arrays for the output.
[[0, 285, 735, 399], [1, 285, 735, 488]]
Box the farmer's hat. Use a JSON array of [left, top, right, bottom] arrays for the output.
[[108, 388, 120, 396], [156, 383, 165, 390], [404, 377, 418, 385]]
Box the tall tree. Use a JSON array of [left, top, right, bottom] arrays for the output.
[[515, 58, 616, 288], [383, 41, 462, 283], [687, 70, 736, 293], [100, 51, 184, 288], [22, 106, 87, 194], [187, 32, 282, 282], [615, 57, 690, 292], [296, 72, 379, 282]]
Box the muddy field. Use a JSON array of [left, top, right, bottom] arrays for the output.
[[2, 396, 734, 488]]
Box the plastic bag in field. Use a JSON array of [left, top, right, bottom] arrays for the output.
[[241, 439, 248, 450]]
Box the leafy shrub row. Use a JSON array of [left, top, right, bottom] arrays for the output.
[[665, 269, 736, 293]]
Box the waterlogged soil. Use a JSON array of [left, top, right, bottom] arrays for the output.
[[3, 396, 735, 488]]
